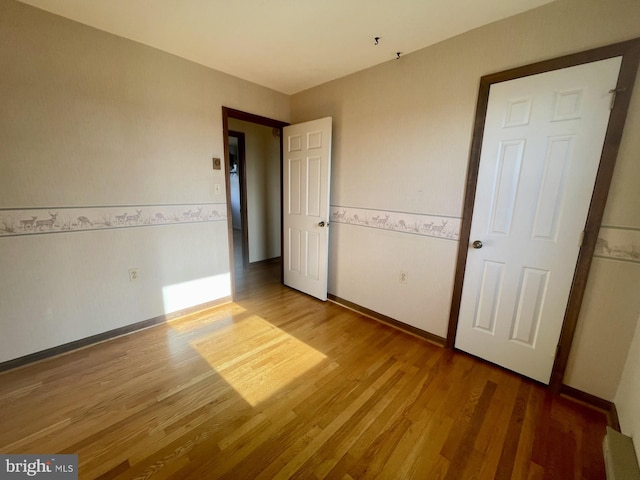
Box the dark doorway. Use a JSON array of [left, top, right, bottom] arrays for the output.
[[228, 130, 248, 270]]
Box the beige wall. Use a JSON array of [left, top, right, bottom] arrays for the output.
[[291, 0, 640, 401], [0, 0, 289, 362], [615, 312, 640, 460], [228, 118, 281, 263]]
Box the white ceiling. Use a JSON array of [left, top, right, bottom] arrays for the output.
[[19, 0, 554, 94]]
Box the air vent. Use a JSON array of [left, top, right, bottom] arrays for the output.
[[603, 427, 640, 479]]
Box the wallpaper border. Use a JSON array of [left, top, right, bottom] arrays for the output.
[[329, 205, 461, 241], [327, 208, 640, 263], [0, 203, 227, 238], [594, 225, 640, 264]]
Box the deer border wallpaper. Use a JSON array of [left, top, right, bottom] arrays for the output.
[[0, 204, 227, 238]]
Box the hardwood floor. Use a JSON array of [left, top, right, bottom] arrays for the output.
[[0, 261, 607, 479]]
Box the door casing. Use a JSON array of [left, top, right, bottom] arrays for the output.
[[446, 38, 640, 392]]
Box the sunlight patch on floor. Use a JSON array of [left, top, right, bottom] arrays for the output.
[[188, 314, 327, 406]]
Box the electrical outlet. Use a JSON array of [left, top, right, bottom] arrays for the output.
[[399, 271, 408, 284], [214, 183, 221, 195], [129, 268, 140, 283]]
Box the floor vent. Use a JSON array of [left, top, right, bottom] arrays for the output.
[[603, 426, 640, 480]]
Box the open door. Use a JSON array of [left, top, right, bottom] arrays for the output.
[[283, 117, 332, 300]]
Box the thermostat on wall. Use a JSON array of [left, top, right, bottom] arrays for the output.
[[212, 157, 221, 170]]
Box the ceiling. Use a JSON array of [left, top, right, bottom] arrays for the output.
[[19, 0, 554, 94]]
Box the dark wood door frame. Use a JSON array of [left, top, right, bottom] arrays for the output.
[[222, 107, 289, 299], [446, 38, 640, 392]]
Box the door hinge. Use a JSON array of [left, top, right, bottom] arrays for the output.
[[579, 230, 586, 247], [609, 87, 627, 110]]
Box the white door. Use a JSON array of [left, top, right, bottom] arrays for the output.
[[455, 57, 622, 384], [283, 117, 332, 300]]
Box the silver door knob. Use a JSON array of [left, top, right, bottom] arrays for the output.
[[472, 240, 483, 249], [318, 221, 326, 227]]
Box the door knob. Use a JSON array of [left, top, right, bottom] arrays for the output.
[[472, 240, 483, 249], [318, 221, 326, 227]]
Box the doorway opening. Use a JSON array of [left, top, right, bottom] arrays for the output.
[[222, 107, 289, 298], [228, 130, 248, 270]]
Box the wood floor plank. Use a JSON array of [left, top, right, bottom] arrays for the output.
[[271, 365, 406, 480], [511, 385, 545, 480], [0, 261, 608, 479], [441, 380, 497, 480], [494, 381, 531, 479], [314, 350, 439, 478], [310, 369, 415, 478]]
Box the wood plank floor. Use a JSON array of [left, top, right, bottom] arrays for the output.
[[0, 261, 607, 479]]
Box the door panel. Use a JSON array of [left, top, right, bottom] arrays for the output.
[[490, 139, 524, 235], [283, 118, 332, 300], [510, 267, 548, 346], [307, 156, 322, 216], [455, 57, 622, 384], [532, 135, 574, 240], [473, 260, 504, 333]]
